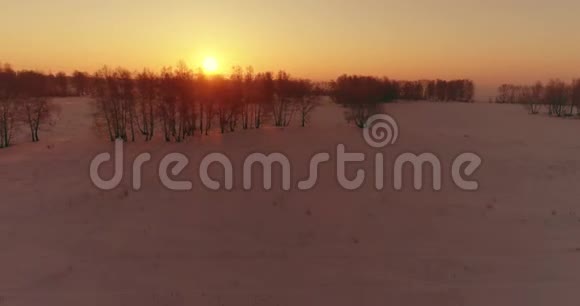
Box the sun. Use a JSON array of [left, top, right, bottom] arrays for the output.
[[202, 56, 219, 74]]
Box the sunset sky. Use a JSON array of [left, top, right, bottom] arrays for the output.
[[1, 0, 580, 99]]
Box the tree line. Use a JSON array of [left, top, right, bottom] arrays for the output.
[[496, 80, 580, 117], [0, 62, 477, 148], [91, 64, 322, 143], [93, 70, 473, 137], [330, 75, 475, 127]]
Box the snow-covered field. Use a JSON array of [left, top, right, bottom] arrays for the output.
[[2, 98, 580, 305]]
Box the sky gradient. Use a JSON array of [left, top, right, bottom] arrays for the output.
[[1, 0, 580, 99]]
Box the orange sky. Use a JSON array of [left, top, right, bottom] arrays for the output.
[[1, 0, 580, 99]]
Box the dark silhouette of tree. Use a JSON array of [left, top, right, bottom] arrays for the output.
[[420, 79, 474, 102], [496, 84, 522, 104], [174, 62, 196, 140], [525, 82, 544, 114], [194, 71, 210, 135], [272, 71, 296, 127], [0, 64, 61, 147], [55, 72, 69, 96], [381, 78, 399, 101], [436, 80, 447, 101], [72, 71, 90, 96], [545, 79, 568, 117], [496, 84, 510, 104], [227, 66, 244, 132], [0, 65, 19, 148], [462, 80, 475, 102], [135, 69, 158, 141], [253, 72, 274, 129], [241, 67, 254, 130], [294, 79, 320, 127], [17, 71, 54, 142], [214, 75, 231, 134], [117, 69, 137, 141], [158, 67, 178, 142], [398, 81, 424, 100], [92, 67, 135, 141], [331, 75, 388, 128], [571, 79, 580, 116]]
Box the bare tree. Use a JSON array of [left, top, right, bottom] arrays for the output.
[[241, 67, 254, 130], [112, 69, 136, 141], [203, 101, 214, 135], [92, 67, 135, 141], [462, 80, 475, 102], [545, 79, 568, 117], [571, 79, 580, 116], [174, 62, 196, 140], [22, 98, 54, 142], [252, 72, 274, 129], [214, 76, 230, 134], [195, 71, 210, 135], [158, 67, 178, 142], [496, 84, 510, 104], [272, 71, 296, 127], [227, 66, 244, 132], [17, 71, 55, 142], [0, 100, 19, 148], [135, 69, 158, 141], [527, 82, 544, 114], [295, 79, 320, 127], [0, 65, 19, 148]]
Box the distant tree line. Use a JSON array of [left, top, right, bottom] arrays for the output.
[[330, 75, 475, 127], [0, 62, 477, 147], [0, 64, 60, 148], [496, 80, 580, 117], [401, 79, 475, 102]]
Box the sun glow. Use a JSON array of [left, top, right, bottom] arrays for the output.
[[202, 57, 219, 74]]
